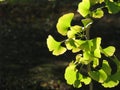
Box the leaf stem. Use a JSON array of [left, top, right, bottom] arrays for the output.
[[86, 24, 93, 90]]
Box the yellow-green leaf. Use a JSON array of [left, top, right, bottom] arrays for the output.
[[78, 0, 90, 17], [67, 25, 82, 38], [92, 8, 104, 18], [102, 78, 119, 88], [47, 35, 66, 56], [102, 46, 115, 57], [102, 60, 112, 75], [93, 58, 99, 68], [89, 69, 107, 83], [56, 13, 74, 36], [64, 63, 77, 85], [81, 76, 91, 85]]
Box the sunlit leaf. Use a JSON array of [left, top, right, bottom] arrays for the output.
[[81, 76, 91, 85], [99, 0, 104, 4], [73, 80, 82, 88], [78, 0, 90, 17], [81, 51, 92, 64], [94, 48, 101, 58], [98, 69, 108, 83], [64, 63, 77, 85], [65, 39, 86, 53], [92, 37, 101, 58], [92, 8, 104, 18], [102, 78, 119, 88], [56, 13, 74, 36], [83, 51, 91, 60], [90, 0, 99, 6], [65, 39, 76, 50], [67, 25, 82, 38], [47, 35, 66, 56], [102, 60, 111, 75], [93, 58, 99, 68], [89, 69, 107, 83], [73, 72, 83, 88], [102, 46, 115, 57], [76, 54, 82, 63], [81, 18, 93, 27], [80, 40, 91, 51]]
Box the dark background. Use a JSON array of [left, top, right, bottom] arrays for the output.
[[0, 0, 120, 90]]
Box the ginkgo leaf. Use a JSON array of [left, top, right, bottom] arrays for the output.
[[89, 69, 107, 83], [105, 0, 120, 14], [89, 0, 99, 6], [65, 39, 85, 53], [67, 25, 82, 38], [91, 8, 104, 18], [73, 80, 82, 88], [56, 13, 74, 36], [47, 35, 66, 56], [102, 78, 119, 88], [94, 48, 101, 58], [99, 0, 104, 4], [111, 71, 120, 81], [92, 37, 101, 58], [112, 56, 120, 72], [81, 76, 91, 85], [101, 60, 112, 76], [81, 18, 93, 27], [102, 46, 115, 57], [93, 58, 99, 68], [78, 0, 90, 17], [64, 63, 77, 85], [65, 39, 77, 50], [73, 72, 83, 88]]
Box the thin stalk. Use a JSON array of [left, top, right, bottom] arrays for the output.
[[88, 64, 93, 90], [86, 25, 93, 90]]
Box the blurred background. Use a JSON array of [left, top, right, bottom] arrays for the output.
[[0, 0, 120, 90]]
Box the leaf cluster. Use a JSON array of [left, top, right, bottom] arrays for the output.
[[47, 0, 120, 89]]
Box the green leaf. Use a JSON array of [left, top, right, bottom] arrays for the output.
[[0, 0, 4, 2], [56, 13, 74, 36], [83, 51, 91, 60], [111, 71, 120, 80], [91, 8, 104, 18], [73, 80, 82, 88], [64, 63, 77, 85], [105, 0, 120, 14], [102, 60, 112, 75], [99, 0, 104, 4], [65, 39, 85, 53], [90, 0, 99, 6], [89, 69, 107, 83], [113, 56, 120, 72], [73, 72, 83, 88], [81, 18, 93, 27], [92, 37, 101, 58], [80, 51, 92, 65], [102, 46, 115, 57], [47, 35, 66, 56], [94, 48, 101, 58], [78, 0, 90, 17], [93, 58, 99, 68], [67, 25, 82, 38], [102, 78, 119, 88], [81, 76, 91, 85]]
